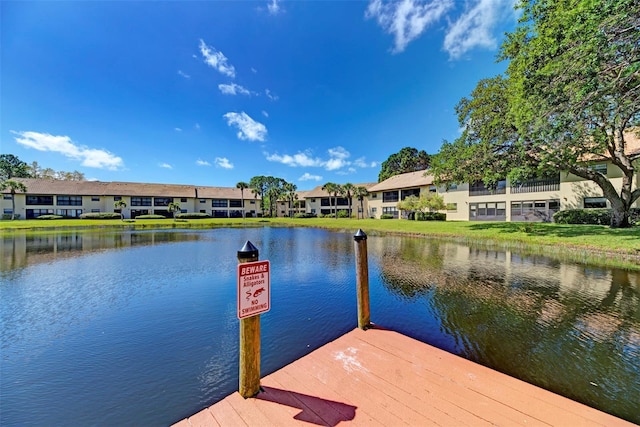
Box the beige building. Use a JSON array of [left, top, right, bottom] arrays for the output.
[[1, 179, 262, 220], [366, 155, 639, 222], [302, 183, 376, 218]]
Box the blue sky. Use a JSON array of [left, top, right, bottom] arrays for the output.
[[1, 0, 516, 190]]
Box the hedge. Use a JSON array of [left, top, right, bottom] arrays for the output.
[[134, 214, 168, 219], [553, 208, 639, 225], [415, 212, 446, 221], [80, 212, 121, 219], [35, 215, 64, 220], [294, 212, 317, 218], [175, 212, 211, 219]]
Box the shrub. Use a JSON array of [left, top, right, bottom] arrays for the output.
[[135, 214, 167, 219], [337, 210, 350, 218], [2, 214, 20, 220], [175, 212, 211, 219], [174, 218, 189, 222], [294, 212, 316, 218], [415, 212, 446, 221], [380, 214, 394, 219], [553, 209, 611, 225], [80, 212, 121, 219], [36, 215, 64, 220]]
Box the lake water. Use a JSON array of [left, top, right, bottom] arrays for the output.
[[1, 227, 639, 425]]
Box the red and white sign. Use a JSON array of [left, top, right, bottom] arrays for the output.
[[237, 260, 270, 319]]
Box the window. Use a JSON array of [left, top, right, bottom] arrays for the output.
[[212, 210, 228, 218], [584, 197, 607, 208], [3, 194, 12, 200], [470, 180, 506, 196], [588, 164, 607, 174], [91, 209, 100, 213], [4, 208, 13, 214], [26, 195, 54, 205], [401, 188, 420, 200], [429, 185, 437, 193], [56, 209, 83, 217], [229, 200, 242, 208], [57, 196, 82, 206], [321, 198, 330, 206], [382, 206, 398, 215], [250, 200, 255, 204], [549, 200, 560, 211], [496, 202, 506, 216], [114, 196, 122, 201], [310, 198, 316, 202], [26, 208, 54, 218], [154, 197, 173, 206], [469, 202, 506, 220], [447, 184, 458, 191], [91, 196, 100, 202], [446, 203, 457, 211], [212, 199, 228, 208], [199, 210, 206, 213], [478, 203, 487, 216], [511, 202, 522, 216], [181, 198, 187, 203], [382, 191, 399, 203], [131, 197, 152, 206], [199, 199, 206, 203], [370, 193, 377, 199]]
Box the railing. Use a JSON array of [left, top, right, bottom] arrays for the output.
[[511, 178, 560, 194]]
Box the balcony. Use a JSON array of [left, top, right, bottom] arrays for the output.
[[510, 177, 560, 194]]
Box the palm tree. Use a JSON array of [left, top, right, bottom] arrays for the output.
[[1, 179, 27, 220], [114, 199, 127, 221], [353, 186, 369, 219], [283, 182, 298, 217], [342, 183, 355, 218], [322, 182, 341, 219], [167, 201, 181, 220], [236, 181, 249, 219]]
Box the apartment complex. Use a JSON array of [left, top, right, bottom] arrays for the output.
[[1, 179, 262, 220], [2, 150, 638, 222]]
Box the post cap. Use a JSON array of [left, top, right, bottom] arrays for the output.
[[353, 229, 367, 241], [238, 240, 259, 259]]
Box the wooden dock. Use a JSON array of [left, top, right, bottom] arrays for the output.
[[174, 327, 633, 426]]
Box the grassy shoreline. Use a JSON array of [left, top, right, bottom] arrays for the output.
[[2, 217, 639, 270]]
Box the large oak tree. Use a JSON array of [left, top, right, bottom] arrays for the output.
[[432, 0, 640, 228]]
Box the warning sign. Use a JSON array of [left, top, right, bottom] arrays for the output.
[[237, 260, 270, 319]]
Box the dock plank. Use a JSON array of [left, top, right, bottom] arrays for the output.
[[175, 328, 634, 426]]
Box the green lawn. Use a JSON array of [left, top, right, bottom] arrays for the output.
[[1, 217, 638, 269]]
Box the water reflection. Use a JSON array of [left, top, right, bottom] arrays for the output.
[[0, 230, 205, 272], [370, 235, 640, 423]]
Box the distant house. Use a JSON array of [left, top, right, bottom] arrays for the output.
[[301, 183, 376, 218]]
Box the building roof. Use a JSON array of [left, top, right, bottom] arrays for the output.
[[368, 170, 434, 192], [303, 183, 377, 198], [1, 178, 257, 199]]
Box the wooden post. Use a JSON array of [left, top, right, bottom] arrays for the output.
[[353, 229, 370, 330], [237, 241, 261, 398]]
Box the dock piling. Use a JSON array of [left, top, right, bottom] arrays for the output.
[[353, 229, 370, 330], [237, 241, 261, 398]]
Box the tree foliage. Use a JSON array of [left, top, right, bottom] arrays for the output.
[[0, 154, 30, 181], [378, 147, 431, 182], [431, 0, 640, 228]]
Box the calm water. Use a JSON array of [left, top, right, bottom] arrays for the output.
[[1, 228, 638, 425]]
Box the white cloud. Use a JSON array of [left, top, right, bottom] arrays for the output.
[[265, 89, 279, 101], [365, 0, 453, 53], [218, 83, 251, 96], [266, 146, 354, 171], [299, 172, 323, 182], [267, 0, 282, 15], [262, 110, 269, 118], [223, 112, 268, 141], [198, 39, 236, 78], [195, 123, 201, 130], [174, 127, 182, 132], [215, 157, 234, 169], [11, 130, 123, 170], [354, 157, 378, 168], [251, 67, 258, 74], [266, 151, 324, 167], [177, 70, 191, 79], [443, 0, 514, 59], [159, 163, 173, 169], [196, 159, 211, 166]]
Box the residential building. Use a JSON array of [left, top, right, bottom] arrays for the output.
[[1, 179, 262, 220]]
